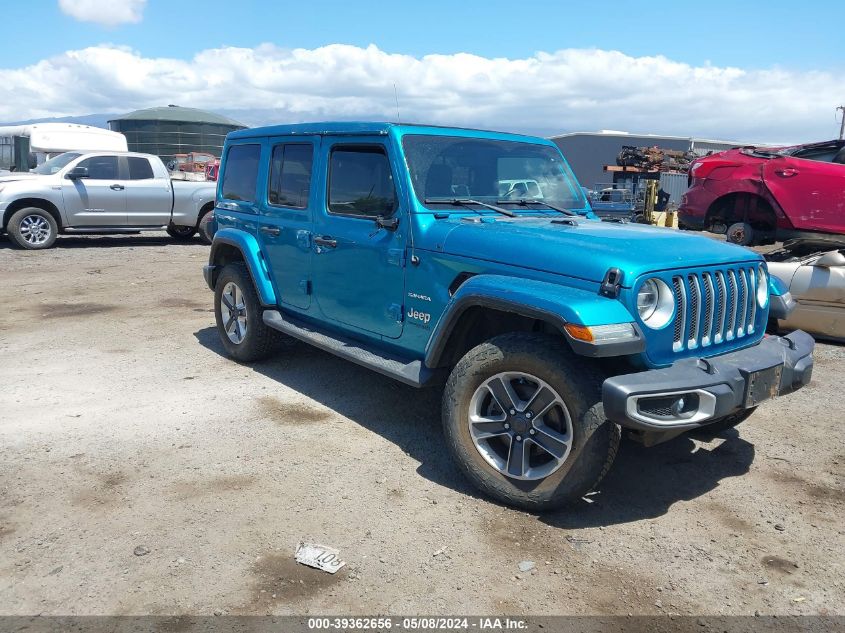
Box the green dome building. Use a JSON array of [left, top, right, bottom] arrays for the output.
[[108, 105, 246, 162]]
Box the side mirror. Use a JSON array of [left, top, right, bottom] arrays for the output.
[[814, 250, 845, 268], [375, 215, 399, 231], [67, 166, 89, 180]]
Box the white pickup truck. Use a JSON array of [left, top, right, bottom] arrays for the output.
[[0, 151, 216, 249]]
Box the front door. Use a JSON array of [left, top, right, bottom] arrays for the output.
[[311, 139, 406, 339], [258, 137, 319, 310], [763, 155, 845, 234], [122, 155, 173, 226], [61, 155, 127, 226]]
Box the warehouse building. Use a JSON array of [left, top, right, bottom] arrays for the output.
[[549, 131, 753, 192], [108, 105, 246, 163]]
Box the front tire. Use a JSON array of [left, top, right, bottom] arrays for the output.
[[442, 333, 620, 511], [214, 263, 281, 362], [7, 207, 58, 250]]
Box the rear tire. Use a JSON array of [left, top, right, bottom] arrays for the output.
[[198, 210, 214, 244], [442, 333, 620, 511], [726, 222, 754, 246], [214, 263, 284, 362], [167, 224, 197, 240], [7, 207, 58, 250]]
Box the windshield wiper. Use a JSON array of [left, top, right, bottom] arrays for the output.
[[497, 198, 576, 216], [425, 197, 516, 218]]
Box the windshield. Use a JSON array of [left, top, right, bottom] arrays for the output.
[[402, 135, 587, 212], [31, 152, 81, 175]]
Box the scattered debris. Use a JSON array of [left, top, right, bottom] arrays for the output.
[[294, 542, 346, 574], [518, 561, 536, 572], [566, 535, 592, 544], [793, 597, 805, 603], [774, 524, 786, 531], [48, 566, 63, 576], [133, 545, 150, 557]]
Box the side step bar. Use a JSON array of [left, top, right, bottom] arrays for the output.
[[262, 310, 434, 388]]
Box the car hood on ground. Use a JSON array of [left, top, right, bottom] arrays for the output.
[[431, 216, 762, 286]]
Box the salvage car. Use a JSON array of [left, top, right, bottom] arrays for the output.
[[679, 140, 845, 245], [203, 122, 813, 511], [0, 151, 216, 249], [765, 238, 845, 341]]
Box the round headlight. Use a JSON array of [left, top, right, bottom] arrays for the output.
[[637, 279, 659, 320], [757, 266, 769, 308], [637, 277, 674, 329]]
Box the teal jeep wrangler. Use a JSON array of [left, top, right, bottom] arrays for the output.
[[203, 122, 813, 511]]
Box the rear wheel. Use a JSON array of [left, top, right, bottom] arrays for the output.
[[442, 333, 620, 511], [167, 224, 197, 240], [726, 222, 754, 246], [214, 263, 284, 362]]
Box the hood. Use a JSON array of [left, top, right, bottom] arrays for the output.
[[0, 172, 41, 183], [435, 217, 761, 286]]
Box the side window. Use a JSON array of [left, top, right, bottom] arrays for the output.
[[328, 146, 396, 217], [77, 156, 118, 180], [268, 144, 313, 209], [221, 144, 260, 202], [127, 157, 154, 180]]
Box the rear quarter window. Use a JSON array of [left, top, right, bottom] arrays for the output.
[[221, 144, 261, 202]]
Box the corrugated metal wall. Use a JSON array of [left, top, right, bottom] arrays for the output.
[[658, 172, 689, 206]]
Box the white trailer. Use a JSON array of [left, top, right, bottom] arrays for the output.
[[0, 123, 127, 171]]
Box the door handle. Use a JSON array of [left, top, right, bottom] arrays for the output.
[[314, 236, 337, 248], [260, 226, 281, 236], [110, 184, 125, 190], [775, 168, 799, 177]]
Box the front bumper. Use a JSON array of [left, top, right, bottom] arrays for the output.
[[602, 330, 814, 432]]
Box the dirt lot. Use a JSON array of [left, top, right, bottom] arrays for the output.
[[1, 233, 843, 617]]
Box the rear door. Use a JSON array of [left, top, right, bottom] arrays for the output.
[[763, 151, 845, 233], [258, 137, 318, 310], [311, 138, 406, 339], [122, 156, 173, 226], [60, 155, 127, 226]]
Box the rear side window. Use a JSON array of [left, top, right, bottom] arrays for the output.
[[222, 144, 260, 202], [127, 157, 154, 180], [78, 156, 118, 180], [268, 144, 313, 209], [328, 146, 396, 217]]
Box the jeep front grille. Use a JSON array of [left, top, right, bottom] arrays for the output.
[[671, 266, 759, 353]]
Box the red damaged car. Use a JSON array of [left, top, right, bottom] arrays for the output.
[[679, 139, 845, 245]]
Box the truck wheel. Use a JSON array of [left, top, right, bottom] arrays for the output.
[[701, 407, 757, 435], [198, 211, 214, 245], [167, 224, 197, 240], [442, 333, 621, 511], [726, 222, 754, 246], [214, 263, 283, 362], [7, 207, 58, 250]]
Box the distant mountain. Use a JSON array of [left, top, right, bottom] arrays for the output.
[[0, 113, 119, 128]]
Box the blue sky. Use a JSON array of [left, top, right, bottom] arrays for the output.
[[1, 1, 842, 142], [3, 0, 840, 71]]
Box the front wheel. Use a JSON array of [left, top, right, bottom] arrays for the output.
[[7, 207, 58, 250], [442, 333, 620, 511]]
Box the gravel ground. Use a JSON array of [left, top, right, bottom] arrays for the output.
[[0, 232, 843, 616]]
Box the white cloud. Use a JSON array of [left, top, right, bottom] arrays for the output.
[[1, 43, 842, 143], [58, 0, 146, 27]]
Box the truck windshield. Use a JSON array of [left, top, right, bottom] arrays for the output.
[[31, 152, 81, 175], [402, 135, 587, 212]]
